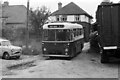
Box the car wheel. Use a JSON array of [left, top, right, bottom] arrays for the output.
[[3, 52, 10, 60]]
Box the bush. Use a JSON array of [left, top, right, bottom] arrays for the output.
[[22, 47, 40, 55], [2, 26, 42, 55], [2, 27, 26, 41]]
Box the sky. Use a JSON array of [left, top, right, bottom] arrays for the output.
[[1, 0, 120, 21]]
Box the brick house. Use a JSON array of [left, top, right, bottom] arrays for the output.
[[2, 2, 27, 29], [49, 2, 93, 42], [1, 1, 27, 40]]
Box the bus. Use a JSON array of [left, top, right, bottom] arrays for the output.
[[42, 22, 84, 59]]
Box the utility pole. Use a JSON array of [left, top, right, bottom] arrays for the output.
[[26, 0, 29, 52], [0, 1, 2, 37]]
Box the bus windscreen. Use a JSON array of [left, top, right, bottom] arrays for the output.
[[43, 29, 71, 41]]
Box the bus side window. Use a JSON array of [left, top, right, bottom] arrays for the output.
[[76, 29, 78, 36], [81, 29, 83, 35], [78, 29, 80, 36], [79, 29, 82, 35], [73, 29, 77, 37], [79, 29, 81, 35], [77, 28, 80, 36]]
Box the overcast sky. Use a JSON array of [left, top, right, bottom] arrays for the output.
[[1, 0, 120, 21]]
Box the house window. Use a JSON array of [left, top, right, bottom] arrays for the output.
[[57, 18, 59, 21], [56, 16, 59, 21], [56, 15, 67, 21], [75, 15, 80, 21], [61, 15, 67, 21]]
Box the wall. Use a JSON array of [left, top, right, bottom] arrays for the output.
[[50, 15, 91, 24], [67, 15, 75, 22]]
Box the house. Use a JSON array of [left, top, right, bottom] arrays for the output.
[[50, 2, 93, 42], [2, 1, 27, 29]]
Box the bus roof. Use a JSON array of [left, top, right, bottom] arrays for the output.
[[43, 22, 83, 29]]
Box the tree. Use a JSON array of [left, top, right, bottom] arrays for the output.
[[29, 6, 51, 36]]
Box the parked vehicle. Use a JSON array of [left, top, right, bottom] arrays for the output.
[[0, 39, 22, 59], [96, 3, 120, 63], [42, 22, 84, 59]]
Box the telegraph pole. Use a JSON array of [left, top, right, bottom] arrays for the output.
[[0, 1, 2, 37], [26, 0, 29, 52]]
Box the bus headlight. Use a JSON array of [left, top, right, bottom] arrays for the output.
[[43, 48, 47, 51], [65, 53, 68, 55], [65, 48, 68, 52], [67, 43, 70, 46]]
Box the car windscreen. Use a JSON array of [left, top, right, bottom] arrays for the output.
[[2, 41, 11, 46]]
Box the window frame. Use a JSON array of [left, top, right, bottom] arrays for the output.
[[75, 15, 80, 21]]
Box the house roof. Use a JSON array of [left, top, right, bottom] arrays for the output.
[[51, 2, 93, 18], [2, 5, 27, 24]]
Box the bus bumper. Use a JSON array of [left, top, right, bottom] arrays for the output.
[[103, 46, 117, 50], [43, 54, 70, 57]]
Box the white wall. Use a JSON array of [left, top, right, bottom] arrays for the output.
[[80, 15, 86, 22], [86, 16, 89, 23], [67, 15, 75, 22], [49, 15, 92, 24], [80, 15, 91, 23]]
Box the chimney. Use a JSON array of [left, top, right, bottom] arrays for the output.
[[101, 0, 111, 5], [3, 1, 9, 6], [58, 2, 62, 10], [102, 0, 110, 2]]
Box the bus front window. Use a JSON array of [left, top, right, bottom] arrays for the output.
[[56, 29, 70, 41], [43, 29, 55, 41], [43, 29, 70, 41]]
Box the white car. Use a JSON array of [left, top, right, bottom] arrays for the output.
[[0, 39, 22, 59]]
